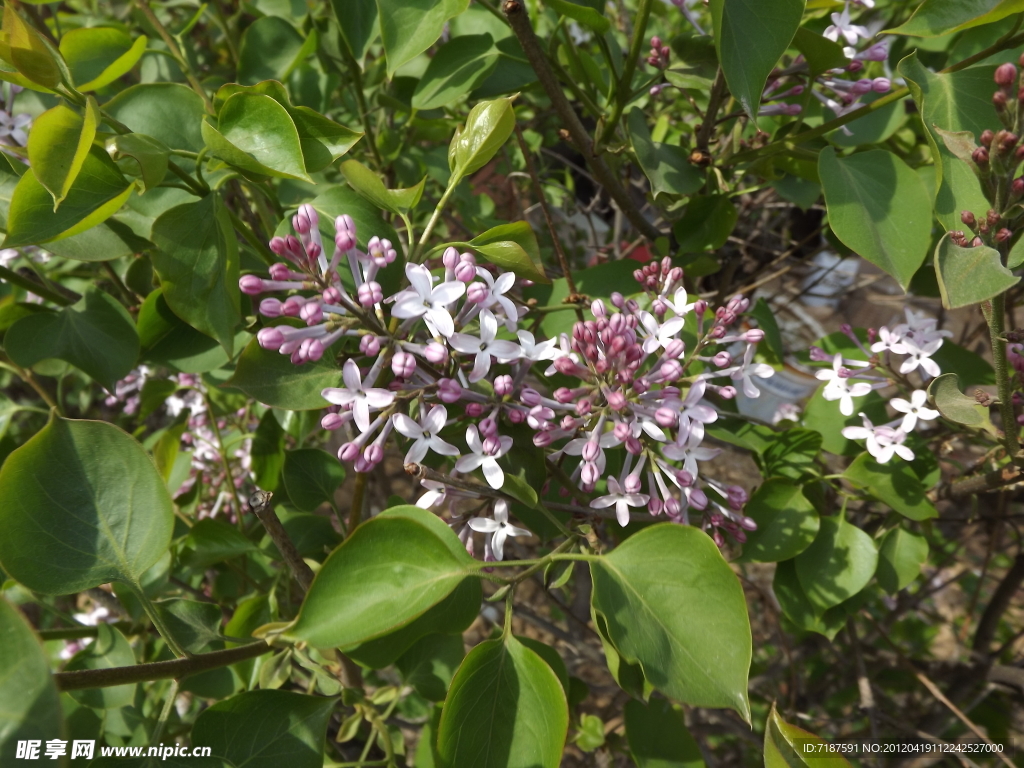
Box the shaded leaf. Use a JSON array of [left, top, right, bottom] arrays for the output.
[[934, 232, 1018, 309]]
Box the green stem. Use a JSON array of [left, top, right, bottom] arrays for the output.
[[54, 641, 271, 690], [413, 182, 459, 262], [984, 295, 1020, 456], [128, 583, 190, 659], [204, 394, 246, 530], [596, 0, 652, 148], [133, 0, 215, 113], [0, 263, 77, 305], [339, 42, 384, 169], [349, 471, 368, 533], [228, 209, 277, 266], [150, 679, 179, 745]]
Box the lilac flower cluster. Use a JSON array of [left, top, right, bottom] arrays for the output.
[[241, 211, 778, 553], [808, 310, 948, 463]]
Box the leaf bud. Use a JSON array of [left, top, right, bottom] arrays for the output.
[[995, 63, 1018, 87], [980, 129, 994, 147], [987, 209, 1000, 226], [972, 146, 990, 166], [961, 210, 976, 227], [996, 228, 1013, 243]]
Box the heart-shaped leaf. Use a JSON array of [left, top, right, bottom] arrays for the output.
[[237, 16, 310, 86], [934, 232, 1019, 309], [877, 528, 929, 595], [437, 635, 568, 768], [63, 624, 137, 709], [4, 288, 139, 391], [739, 479, 820, 563], [468, 220, 548, 283], [58, 27, 147, 91], [227, 337, 341, 410], [843, 453, 938, 521], [378, 0, 470, 77], [0, 415, 174, 594], [27, 99, 99, 208], [794, 513, 878, 614], [927, 372, 993, 429], [590, 524, 752, 719], [340, 158, 425, 215], [412, 33, 499, 110]]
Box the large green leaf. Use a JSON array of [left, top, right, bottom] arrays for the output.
[[0, 598, 64, 765], [673, 194, 737, 252], [876, 528, 929, 594], [843, 453, 938, 521], [739, 479, 820, 563], [4, 288, 140, 391], [62, 624, 137, 709], [413, 34, 499, 110], [26, 100, 98, 209], [772, 559, 849, 640], [934, 233, 1018, 309], [590, 524, 751, 719], [451, 97, 516, 178], [58, 27, 147, 91], [764, 703, 853, 767], [331, 0, 378, 61], [237, 16, 310, 86], [108, 133, 170, 192], [927, 372, 993, 429], [104, 83, 207, 154], [437, 635, 568, 768], [202, 93, 311, 182], [227, 338, 341, 410], [625, 699, 705, 768], [818, 147, 932, 290], [137, 289, 243, 374], [340, 158, 425, 215], [709, 0, 805, 121], [191, 690, 335, 768], [153, 598, 225, 654], [282, 448, 347, 512], [285, 509, 477, 649], [794, 513, 878, 614], [396, 632, 466, 702], [898, 54, 997, 230], [887, 0, 1023, 36], [3, 146, 132, 247], [543, 0, 610, 34], [0, 415, 174, 594], [377, 0, 471, 77], [468, 220, 548, 283], [628, 108, 703, 197], [150, 194, 241, 356]]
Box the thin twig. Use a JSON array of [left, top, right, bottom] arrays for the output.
[[248, 490, 315, 592]]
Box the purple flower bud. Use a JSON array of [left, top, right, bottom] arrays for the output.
[[425, 341, 448, 366], [269, 236, 288, 255], [357, 281, 383, 306], [852, 78, 873, 95], [624, 473, 642, 494], [336, 213, 355, 233], [576, 398, 592, 416], [625, 299, 640, 313], [521, 387, 542, 407], [303, 338, 324, 362], [533, 431, 554, 447], [581, 461, 600, 486], [467, 281, 489, 303], [610, 292, 625, 308], [718, 385, 737, 399], [442, 246, 459, 269], [339, 442, 360, 461], [363, 444, 384, 465], [582, 440, 601, 462], [335, 230, 356, 252], [973, 146, 990, 165], [482, 436, 501, 455], [659, 359, 683, 381], [300, 302, 323, 325], [713, 351, 732, 367], [744, 328, 765, 343], [259, 298, 283, 317], [633, 377, 650, 394], [465, 402, 486, 418], [607, 390, 627, 410], [239, 275, 265, 295], [554, 387, 575, 403], [655, 407, 677, 428], [257, 327, 284, 350], [676, 469, 694, 487], [649, 498, 663, 515], [392, 350, 416, 378], [508, 409, 525, 424], [360, 334, 381, 356], [873, 77, 891, 93], [689, 487, 708, 510], [592, 299, 607, 318], [282, 297, 305, 317], [652, 299, 668, 317], [649, 84, 664, 97], [554, 357, 580, 376], [268, 262, 292, 280], [665, 498, 682, 517], [693, 299, 707, 315], [494, 374, 514, 396], [664, 339, 685, 359], [995, 62, 1017, 87], [455, 261, 476, 283]]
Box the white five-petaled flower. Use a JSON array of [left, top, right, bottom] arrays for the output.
[[890, 390, 939, 432], [515, 329, 558, 362], [870, 327, 906, 355], [661, 427, 722, 479], [638, 311, 686, 355], [823, 3, 871, 46], [0, 112, 31, 145], [725, 344, 775, 397], [391, 263, 465, 337], [842, 414, 914, 463], [899, 338, 941, 378], [392, 405, 460, 464], [466, 500, 530, 561], [664, 286, 696, 316], [817, 353, 873, 416], [448, 312, 522, 381], [675, 379, 718, 442], [453, 425, 512, 488], [474, 267, 519, 327], [321, 359, 396, 432], [590, 477, 650, 527]]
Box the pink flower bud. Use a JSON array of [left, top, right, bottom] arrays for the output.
[[336, 214, 355, 233], [718, 385, 736, 399], [533, 430, 554, 448], [713, 351, 732, 367], [357, 281, 383, 307], [300, 302, 323, 325], [607, 390, 626, 410], [442, 246, 459, 269], [239, 275, 265, 295], [554, 357, 580, 375], [611, 292, 625, 308], [303, 338, 324, 362], [744, 329, 765, 343], [339, 442, 360, 461], [521, 387, 541, 407], [554, 387, 574, 403], [576, 398, 592, 416], [360, 334, 381, 356], [269, 262, 292, 280], [581, 461, 600, 486], [438, 378, 463, 403], [392, 350, 416, 378], [508, 408, 525, 424], [465, 402, 485, 418], [693, 299, 707, 315], [659, 359, 683, 381], [995, 62, 1017, 87], [649, 498, 663, 515], [872, 77, 891, 93], [424, 341, 449, 366], [655, 407, 677, 428], [322, 412, 344, 430], [455, 261, 476, 283], [269, 236, 288, 255], [494, 374, 513, 396], [466, 282, 489, 303], [257, 327, 284, 350], [363, 444, 384, 465], [624, 473, 642, 494], [335, 230, 356, 252], [259, 298, 283, 317]]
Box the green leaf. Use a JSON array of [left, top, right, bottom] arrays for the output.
[[673, 194, 737, 252], [378, 0, 470, 77], [58, 27, 147, 91], [0, 415, 174, 594], [452, 97, 516, 179], [27, 99, 98, 209], [63, 624, 137, 709], [3, 146, 132, 247], [934, 233, 1018, 309], [708, 0, 805, 121], [590, 524, 751, 719], [437, 635, 568, 768], [0, 597, 64, 763], [237, 16, 310, 86], [517, 636, 570, 695], [285, 509, 476, 649], [898, 54, 997, 230], [794, 513, 878, 614], [625, 698, 705, 768], [927, 372, 993, 428], [191, 690, 335, 768], [886, 0, 1024, 37], [227, 337, 341, 410], [803, 385, 889, 456], [791, 28, 847, 76], [543, 0, 610, 34], [592, 606, 648, 698], [4, 288, 139, 391], [826, 91, 906, 148], [739, 479, 820, 563], [468, 220, 548, 283], [818, 147, 932, 291], [137, 289, 242, 374], [842, 453, 938, 521], [1, 5, 62, 89], [107, 133, 169, 193], [340, 158, 425, 215], [331, 0, 378, 61], [202, 93, 311, 182], [150, 194, 241, 356], [413, 34, 499, 110], [181, 519, 259, 570], [876, 528, 929, 594], [750, 297, 784, 361], [153, 598, 225, 654], [252, 410, 286, 492], [628, 108, 703, 198], [396, 632, 465, 701], [765, 703, 853, 767], [772, 559, 849, 640], [104, 83, 207, 154], [283, 448, 346, 512]]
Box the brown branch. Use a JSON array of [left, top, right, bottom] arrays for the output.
[[502, 0, 664, 242], [947, 465, 1022, 497], [695, 69, 727, 151], [54, 642, 272, 691], [972, 552, 1024, 655], [248, 490, 315, 592]]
